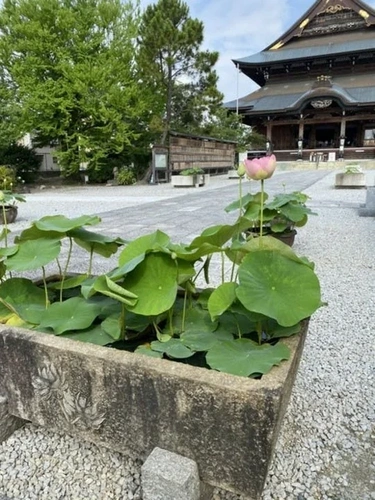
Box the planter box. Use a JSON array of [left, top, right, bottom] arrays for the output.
[[335, 172, 366, 188], [171, 174, 205, 187], [0, 205, 18, 224], [0, 321, 308, 499]]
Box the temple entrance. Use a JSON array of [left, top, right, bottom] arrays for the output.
[[315, 125, 338, 148]]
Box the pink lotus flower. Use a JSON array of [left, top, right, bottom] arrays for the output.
[[243, 154, 276, 181]]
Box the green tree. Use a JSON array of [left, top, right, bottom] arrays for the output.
[[200, 107, 266, 152], [0, 0, 149, 176], [138, 0, 221, 144]]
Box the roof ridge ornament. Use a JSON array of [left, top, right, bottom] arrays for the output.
[[312, 75, 333, 88]]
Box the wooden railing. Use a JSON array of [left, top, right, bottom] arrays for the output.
[[272, 147, 375, 162]]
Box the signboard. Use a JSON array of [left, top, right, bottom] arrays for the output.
[[155, 153, 167, 170]]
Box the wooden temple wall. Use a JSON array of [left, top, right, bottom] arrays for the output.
[[169, 135, 236, 172], [272, 125, 297, 150]]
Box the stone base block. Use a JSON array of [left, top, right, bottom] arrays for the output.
[[335, 172, 366, 188], [0, 396, 26, 442], [142, 447, 201, 500], [359, 187, 375, 217]]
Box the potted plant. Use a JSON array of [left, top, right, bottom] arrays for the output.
[[0, 165, 26, 225], [225, 158, 315, 246], [0, 157, 322, 498], [335, 164, 366, 188], [171, 166, 205, 187], [0, 190, 26, 225]]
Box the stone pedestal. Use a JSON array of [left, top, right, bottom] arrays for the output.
[[0, 396, 26, 442], [142, 448, 201, 500], [359, 187, 375, 217], [335, 172, 366, 188]]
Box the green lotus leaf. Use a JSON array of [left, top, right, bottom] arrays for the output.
[[189, 223, 241, 249], [35, 215, 100, 233], [101, 314, 122, 340], [61, 325, 115, 346], [151, 339, 194, 359], [0, 245, 19, 257], [135, 345, 163, 359], [118, 230, 170, 267], [0, 278, 46, 323], [5, 238, 61, 271], [92, 275, 138, 306], [69, 227, 125, 257], [176, 259, 196, 285], [39, 297, 101, 334], [166, 303, 215, 336], [236, 251, 321, 327], [206, 338, 290, 377], [15, 225, 62, 242], [208, 282, 238, 321], [124, 253, 178, 316], [48, 274, 89, 290], [181, 330, 233, 351]]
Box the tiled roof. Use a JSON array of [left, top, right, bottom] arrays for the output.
[[224, 74, 375, 114]]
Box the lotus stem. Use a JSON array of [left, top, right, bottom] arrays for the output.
[[239, 175, 243, 217], [60, 237, 73, 302], [168, 307, 174, 337], [221, 251, 226, 283], [181, 288, 188, 332], [256, 321, 262, 345], [88, 248, 94, 276], [56, 258, 63, 278], [121, 304, 126, 340], [260, 179, 265, 239], [42, 266, 48, 309], [2, 205, 7, 247]]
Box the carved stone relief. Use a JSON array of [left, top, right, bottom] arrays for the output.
[[32, 358, 106, 430]]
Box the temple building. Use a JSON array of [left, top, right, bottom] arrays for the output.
[[225, 0, 375, 161]]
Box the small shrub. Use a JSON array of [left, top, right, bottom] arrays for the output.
[[344, 165, 362, 174], [0, 166, 16, 190], [117, 168, 136, 185], [181, 167, 204, 176]]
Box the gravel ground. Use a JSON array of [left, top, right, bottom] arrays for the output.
[[0, 171, 374, 500]]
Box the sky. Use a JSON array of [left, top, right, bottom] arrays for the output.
[[141, 0, 375, 102]]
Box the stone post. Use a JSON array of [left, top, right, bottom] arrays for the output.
[[142, 447, 213, 500], [0, 396, 26, 442]]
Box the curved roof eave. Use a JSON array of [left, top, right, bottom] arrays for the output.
[[264, 0, 375, 52]]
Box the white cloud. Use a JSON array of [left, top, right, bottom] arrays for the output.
[[139, 0, 375, 101], [189, 0, 290, 101]]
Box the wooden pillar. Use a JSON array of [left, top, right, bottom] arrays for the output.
[[339, 117, 347, 158], [266, 122, 273, 142], [266, 121, 273, 153], [298, 120, 304, 158], [340, 118, 347, 138], [298, 121, 304, 139]]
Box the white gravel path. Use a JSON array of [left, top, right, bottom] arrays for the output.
[[0, 171, 374, 500]]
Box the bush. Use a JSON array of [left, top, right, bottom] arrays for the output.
[[181, 167, 204, 176], [117, 168, 136, 185], [0, 144, 42, 184], [0, 166, 16, 190]]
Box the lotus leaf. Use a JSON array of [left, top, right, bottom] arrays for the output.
[[206, 338, 290, 377]]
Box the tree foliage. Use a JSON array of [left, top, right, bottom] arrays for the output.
[[138, 0, 222, 144], [0, 0, 150, 176], [0, 143, 42, 183]]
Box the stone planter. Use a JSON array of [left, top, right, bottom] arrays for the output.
[[0, 321, 308, 499], [171, 174, 205, 187], [335, 172, 366, 188], [0, 205, 18, 224]]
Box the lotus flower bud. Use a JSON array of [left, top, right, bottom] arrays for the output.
[[244, 154, 276, 181], [237, 162, 246, 177]]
